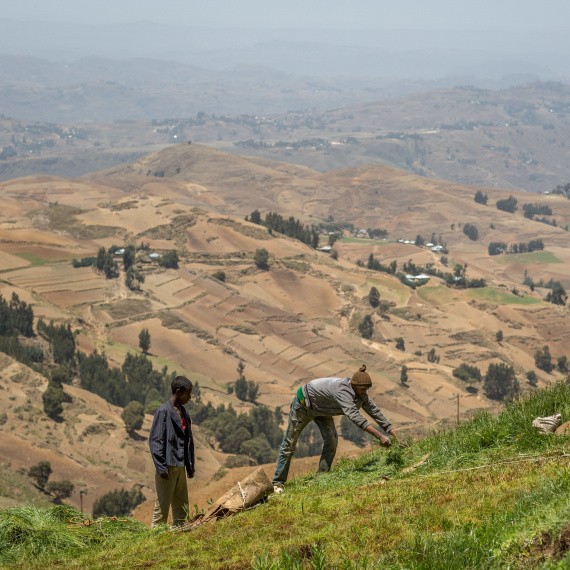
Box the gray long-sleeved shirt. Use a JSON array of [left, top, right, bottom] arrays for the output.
[[301, 377, 392, 432]]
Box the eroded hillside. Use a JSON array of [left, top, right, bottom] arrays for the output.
[[1, 148, 569, 516]]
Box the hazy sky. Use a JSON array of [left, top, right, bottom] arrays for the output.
[[4, 0, 569, 31]]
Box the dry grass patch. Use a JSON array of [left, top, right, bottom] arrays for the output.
[[208, 217, 272, 240], [101, 299, 153, 320], [137, 214, 196, 240], [27, 204, 121, 239]]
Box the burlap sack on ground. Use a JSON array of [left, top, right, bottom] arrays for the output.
[[177, 466, 273, 532], [532, 413, 562, 434]]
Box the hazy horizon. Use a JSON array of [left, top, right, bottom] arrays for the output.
[[4, 0, 570, 31], [1, 0, 569, 124]]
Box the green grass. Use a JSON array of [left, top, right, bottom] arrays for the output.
[[3, 382, 570, 569], [417, 285, 463, 305], [467, 287, 542, 305], [339, 237, 390, 245], [13, 253, 70, 266], [493, 251, 563, 265]]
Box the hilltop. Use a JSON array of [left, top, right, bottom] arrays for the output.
[[3, 82, 570, 194], [0, 144, 569, 519]]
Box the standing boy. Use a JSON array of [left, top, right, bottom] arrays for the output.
[[149, 375, 195, 527]]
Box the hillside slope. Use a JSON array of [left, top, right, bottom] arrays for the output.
[[3, 381, 570, 569], [1, 150, 569, 521]]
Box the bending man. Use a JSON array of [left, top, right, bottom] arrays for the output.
[[272, 365, 399, 493]]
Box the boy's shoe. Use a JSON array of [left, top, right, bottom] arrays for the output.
[[273, 484, 284, 495]]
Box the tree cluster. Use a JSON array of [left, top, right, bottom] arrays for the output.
[[125, 266, 145, 291], [254, 248, 270, 270], [71, 256, 97, 268], [78, 350, 175, 407], [507, 239, 544, 254], [534, 217, 563, 229], [159, 250, 180, 269], [37, 320, 75, 364], [534, 345, 553, 373], [247, 209, 319, 248], [523, 203, 553, 219], [42, 381, 65, 420], [358, 315, 374, 339], [427, 348, 439, 363], [367, 227, 389, 239], [551, 183, 570, 199], [488, 239, 544, 256], [234, 361, 260, 403], [452, 363, 482, 384], [545, 282, 568, 306], [368, 287, 380, 308], [138, 328, 151, 354], [0, 294, 44, 395], [366, 254, 398, 275], [488, 242, 507, 256], [0, 292, 34, 337], [395, 258, 485, 289], [462, 223, 479, 241], [95, 246, 119, 279], [496, 196, 518, 213], [188, 401, 283, 464], [92, 486, 145, 518], [474, 190, 488, 205], [0, 335, 43, 367], [121, 401, 145, 435], [27, 461, 74, 504], [483, 363, 519, 401], [42, 368, 73, 420]]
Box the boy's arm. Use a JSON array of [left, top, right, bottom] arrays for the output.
[[149, 407, 168, 476], [188, 427, 195, 478]]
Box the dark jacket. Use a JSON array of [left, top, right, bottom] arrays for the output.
[[149, 400, 195, 477]]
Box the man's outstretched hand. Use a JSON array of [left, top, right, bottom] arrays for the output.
[[389, 429, 408, 447], [379, 434, 392, 447]]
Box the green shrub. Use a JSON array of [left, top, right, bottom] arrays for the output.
[[92, 487, 145, 518], [452, 363, 482, 383]]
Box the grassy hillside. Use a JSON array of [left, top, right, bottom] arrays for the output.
[[2, 381, 570, 569], [1, 153, 570, 520]]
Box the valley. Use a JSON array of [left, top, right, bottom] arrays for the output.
[[0, 143, 569, 519]]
